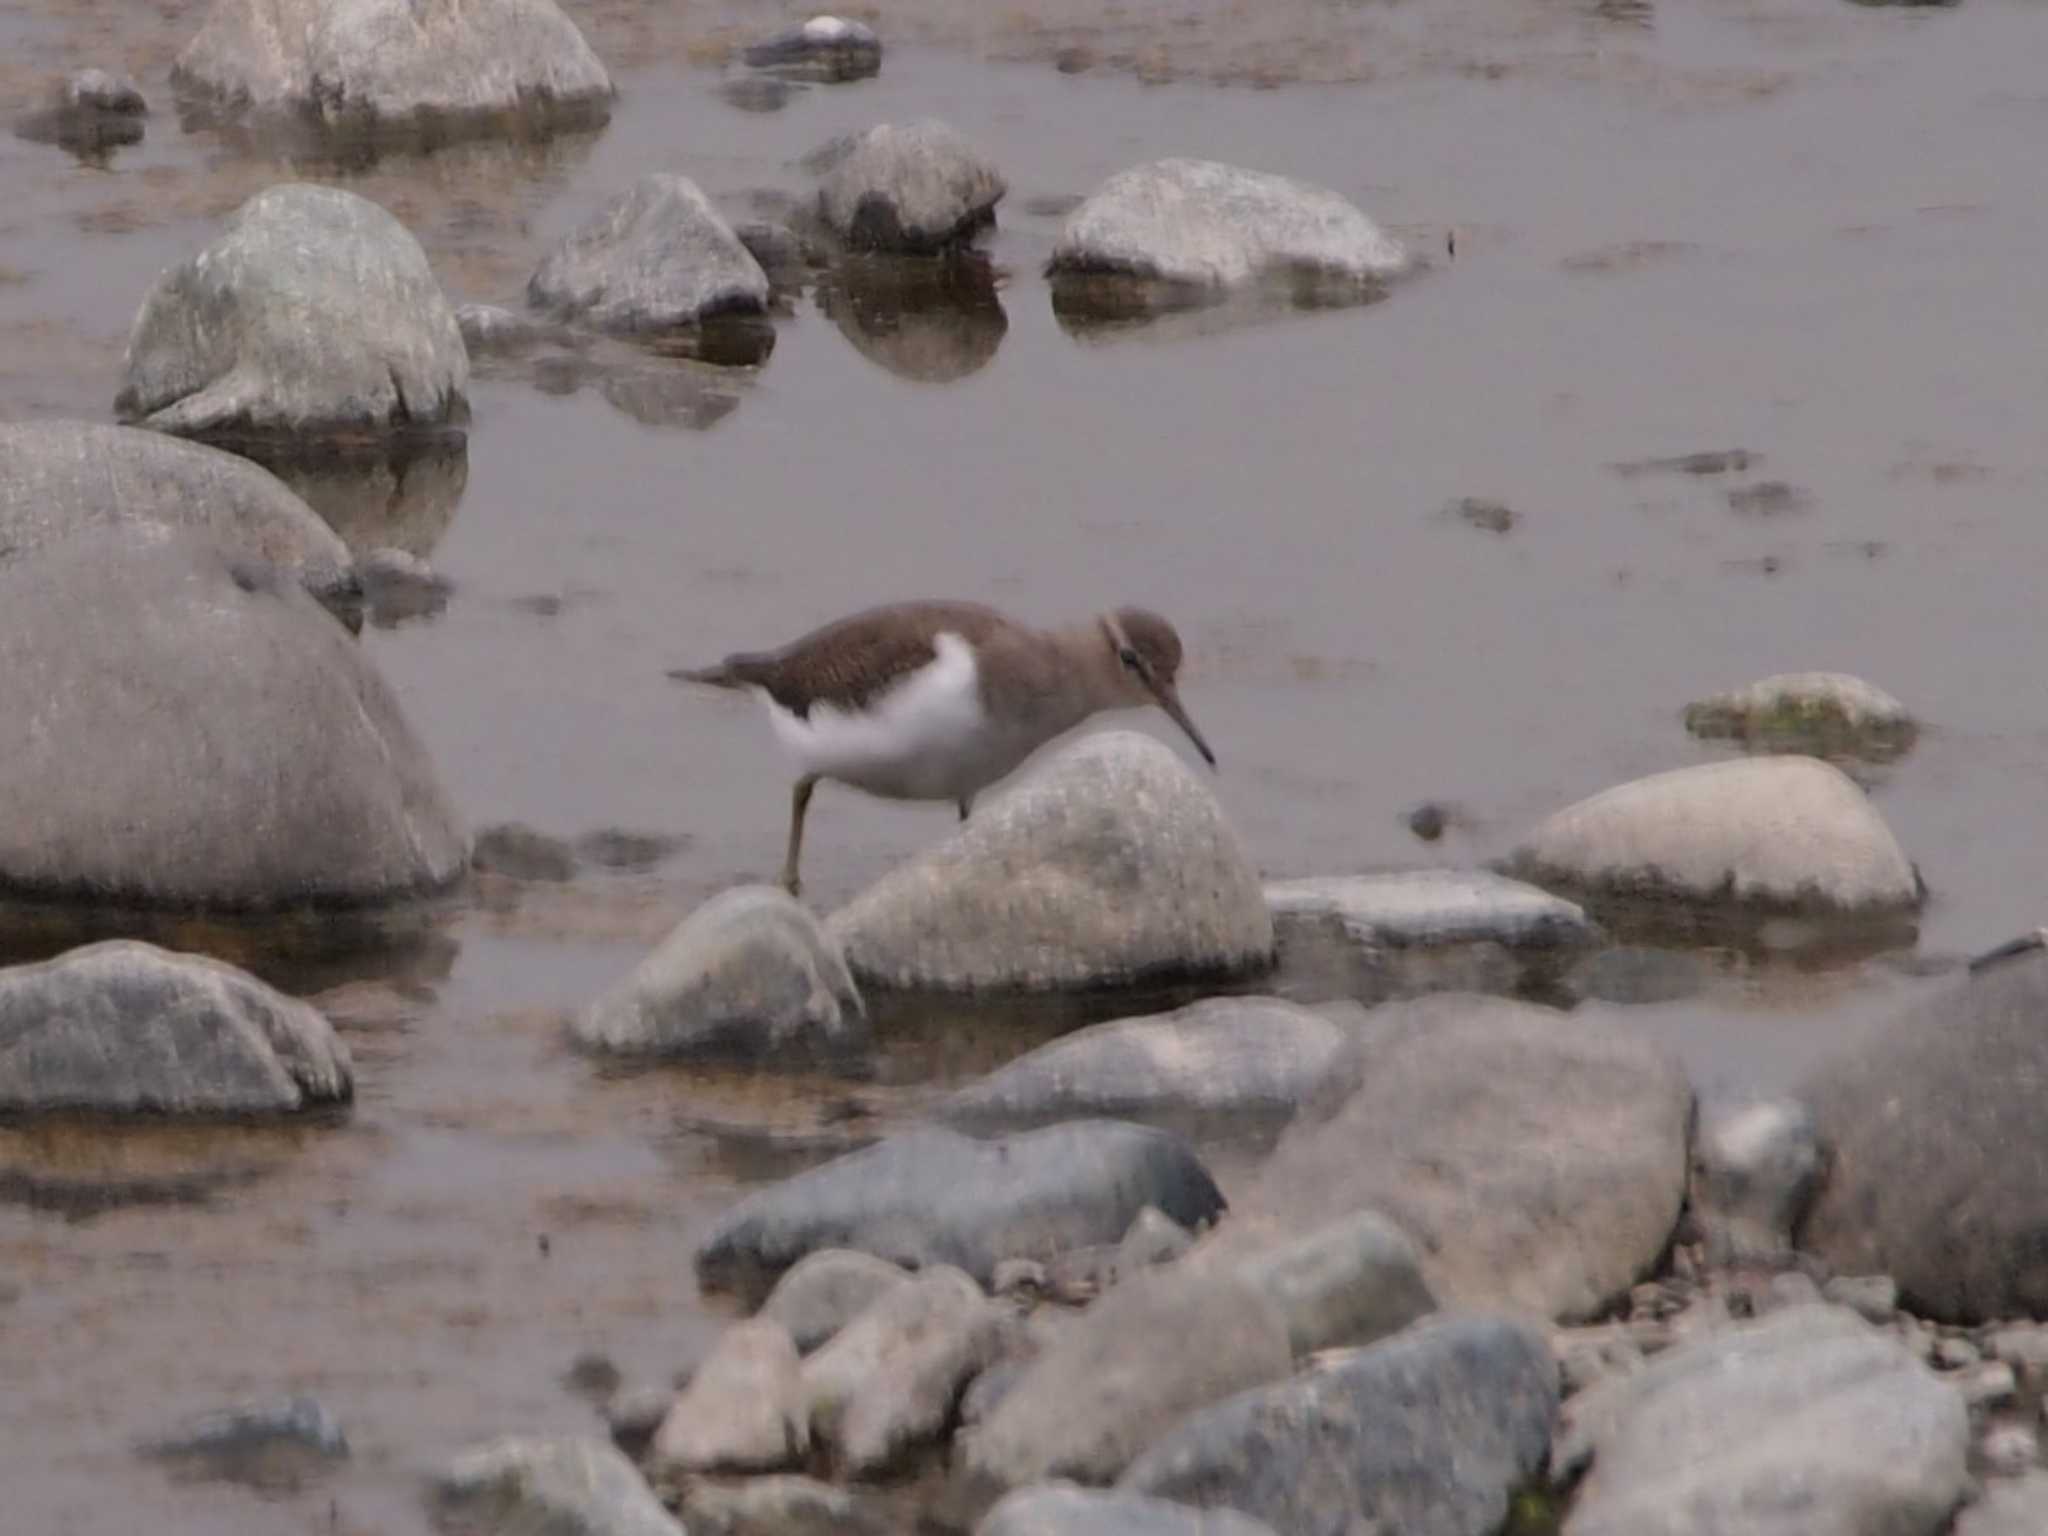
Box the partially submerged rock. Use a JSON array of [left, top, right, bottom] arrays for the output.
[[1689, 1098, 1821, 1266], [695, 1121, 1224, 1304], [0, 420, 353, 605], [649, 1320, 807, 1476], [14, 68, 148, 152], [173, 0, 613, 138], [0, 941, 352, 1116], [0, 528, 467, 909], [1684, 671, 1916, 760], [1558, 1306, 1968, 1536], [758, 1249, 912, 1353], [816, 120, 1006, 252], [1120, 1314, 1557, 1536], [528, 174, 771, 334], [742, 16, 882, 81], [434, 1436, 682, 1536], [575, 886, 866, 1066], [935, 996, 1355, 1137], [978, 1485, 1282, 1536], [1049, 159, 1408, 313], [829, 732, 1272, 991], [137, 1395, 347, 1487], [1501, 757, 1921, 919], [116, 184, 468, 443]]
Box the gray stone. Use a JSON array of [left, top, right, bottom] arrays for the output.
[[1822, 1274, 1900, 1323], [1120, 1314, 1558, 1536], [1985, 1325, 2048, 1380], [1118, 1208, 1196, 1271], [1963, 1361, 2018, 1409], [575, 886, 866, 1065], [529, 174, 771, 333], [829, 732, 1273, 991], [62, 67, 148, 115], [1049, 159, 1408, 301], [1684, 671, 1916, 759], [963, 1266, 1294, 1492], [1559, 1305, 1969, 1536], [1801, 948, 2048, 1322], [742, 16, 882, 80], [978, 1484, 1281, 1536], [0, 420, 353, 604], [138, 1395, 347, 1482], [1215, 995, 1690, 1323], [0, 941, 351, 1116], [434, 1436, 682, 1536], [1265, 870, 1591, 949], [803, 1265, 1007, 1474], [1955, 1474, 2048, 1536], [758, 1248, 911, 1353], [355, 545, 450, 625], [682, 1475, 891, 1536], [649, 1319, 807, 1475], [697, 1120, 1223, 1304], [1502, 757, 1921, 916], [1977, 1423, 2038, 1478], [116, 184, 468, 441], [1224, 1208, 1436, 1356], [172, 0, 612, 134], [0, 528, 466, 908], [14, 68, 148, 150], [936, 996, 1352, 1136], [1690, 1098, 1822, 1265], [816, 119, 1006, 252]]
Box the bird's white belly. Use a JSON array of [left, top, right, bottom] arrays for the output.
[[761, 632, 1007, 801]]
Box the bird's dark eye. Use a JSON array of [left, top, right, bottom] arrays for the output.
[[1119, 647, 1141, 669]]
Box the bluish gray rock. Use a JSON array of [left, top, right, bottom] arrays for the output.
[[682, 1475, 892, 1536], [1120, 1314, 1557, 1536], [137, 1395, 347, 1481], [816, 120, 1006, 252], [1558, 1305, 1968, 1536], [0, 527, 466, 908], [695, 1121, 1225, 1304], [829, 732, 1273, 991], [434, 1436, 682, 1536], [529, 174, 771, 333], [0, 941, 351, 1116], [649, 1319, 807, 1476], [116, 184, 468, 441], [575, 886, 866, 1065], [978, 1485, 1281, 1536]]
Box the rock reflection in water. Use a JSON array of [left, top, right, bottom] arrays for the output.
[[818, 252, 1008, 383], [233, 436, 470, 559], [1051, 265, 1392, 344]]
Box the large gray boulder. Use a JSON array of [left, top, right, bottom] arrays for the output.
[[0, 527, 466, 908], [528, 174, 771, 333], [0, 419, 353, 603], [1120, 1314, 1558, 1536], [434, 1436, 682, 1536], [935, 996, 1356, 1137], [1558, 1305, 1969, 1536], [1049, 159, 1408, 301], [0, 941, 351, 1115], [1215, 995, 1691, 1323], [961, 1268, 1295, 1492], [1502, 757, 1920, 916], [978, 1485, 1281, 1536], [575, 886, 866, 1065], [829, 732, 1273, 991], [172, 0, 613, 134], [816, 120, 1006, 252], [1801, 948, 2048, 1322], [1223, 1209, 1436, 1357], [116, 184, 469, 442], [695, 1121, 1225, 1305]]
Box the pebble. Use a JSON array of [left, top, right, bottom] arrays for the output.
[[1980, 1421, 2039, 1478], [1822, 1273, 1899, 1323], [1964, 1362, 2020, 1411], [1935, 1336, 1984, 1371]]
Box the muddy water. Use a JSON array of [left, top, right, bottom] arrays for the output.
[[5, 0, 2048, 1529]]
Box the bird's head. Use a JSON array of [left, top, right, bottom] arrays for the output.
[[1098, 607, 1216, 768]]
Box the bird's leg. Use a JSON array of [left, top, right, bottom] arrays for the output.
[[957, 795, 974, 822], [782, 776, 817, 897]]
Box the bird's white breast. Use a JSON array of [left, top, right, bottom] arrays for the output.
[[760, 631, 995, 800]]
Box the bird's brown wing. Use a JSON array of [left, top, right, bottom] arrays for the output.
[[711, 601, 1012, 718]]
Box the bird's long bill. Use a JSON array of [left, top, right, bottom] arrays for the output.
[[1150, 680, 1218, 768]]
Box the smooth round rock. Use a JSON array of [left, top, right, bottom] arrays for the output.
[[528, 174, 771, 333], [1502, 757, 1920, 916], [0, 527, 466, 908], [116, 183, 469, 442], [816, 120, 1006, 252], [828, 731, 1273, 992]]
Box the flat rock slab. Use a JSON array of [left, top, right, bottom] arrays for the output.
[[0, 420, 352, 603], [575, 886, 866, 1066], [434, 1436, 683, 1536], [742, 16, 882, 80], [695, 1120, 1224, 1305], [0, 527, 466, 908], [1049, 158, 1408, 298], [528, 173, 770, 333], [1265, 871, 1593, 949], [173, 0, 612, 134], [829, 732, 1273, 991], [1502, 757, 1920, 916], [934, 996, 1356, 1136], [816, 119, 1006, 251], [978, 1484, 1281, 1536], [1559, 1305, 1969, 1536], [1120, 1313, 1558, 1536], [116, 183, 468, 442], [0, 941, 351, 1115], [1802, 948, 2048, 1322], [1216, 995, 1690, 1323]]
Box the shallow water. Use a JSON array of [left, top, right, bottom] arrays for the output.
[[4, 0, 2048, 1528]]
